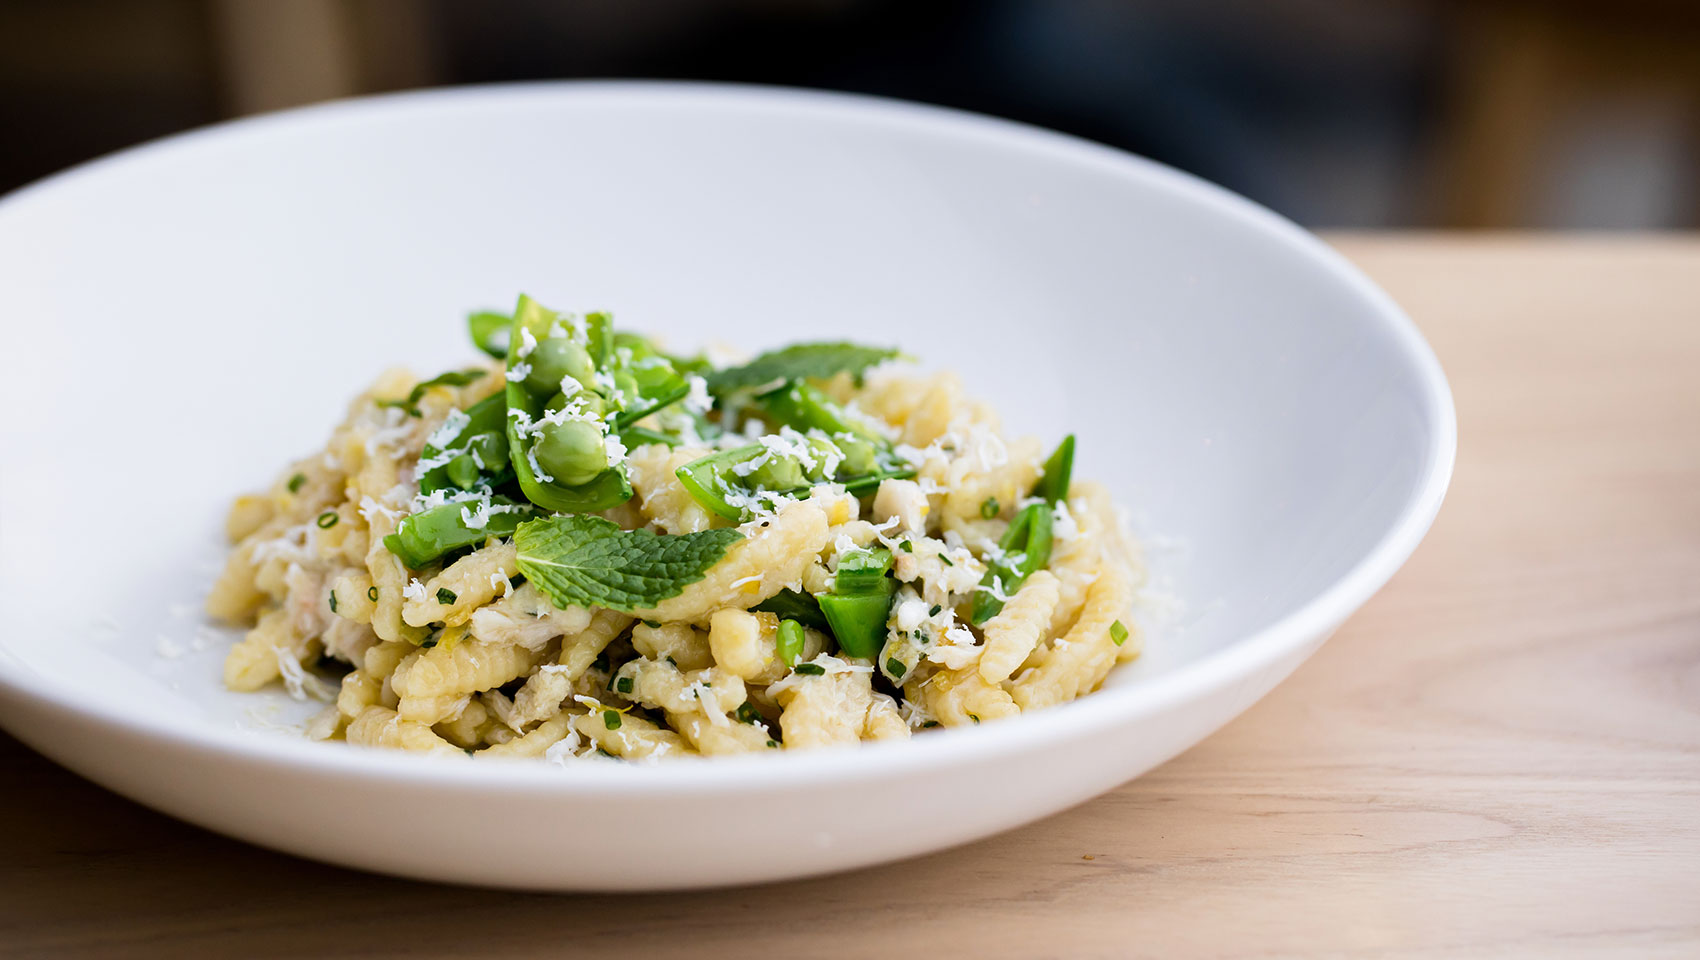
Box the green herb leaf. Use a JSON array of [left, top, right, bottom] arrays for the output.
[[513, 514, 742, 614], [793, 662, 826, 676], [287, 473, 306, 493], [706, 342, 899, 395], [436, 588, 457, 605], [735, 701, 762, 725]]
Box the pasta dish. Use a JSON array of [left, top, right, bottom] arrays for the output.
[[206, 297, 1144, 760]]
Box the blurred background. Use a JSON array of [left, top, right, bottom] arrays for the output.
[[2, 0, 1696, 228]]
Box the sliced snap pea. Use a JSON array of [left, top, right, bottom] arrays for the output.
[[418, 392, 510, 495], [503, 295, 632, 513], [383, 496, 537, 569], [969, 502, 1054, 626], [467, 310, 511, 359], [1034, 434, 1075, 506], [816, 547, 896, 659]]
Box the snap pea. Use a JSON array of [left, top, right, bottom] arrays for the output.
[[383, 495, 538, 569], [503, 295, 632, 513], [968, 502, 1054, 626], [753, 588, 830, 633], [467, 310, 511, 359], [608, 333, 690, 428], [754, 382, 911, 494], [418, 392, 510, 495], [1034, 434, 1075, 506], [816, 546, 897, 658]]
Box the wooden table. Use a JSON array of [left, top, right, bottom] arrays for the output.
[[3, 236, 1696, 958]]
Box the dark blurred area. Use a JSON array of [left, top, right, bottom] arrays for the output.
[[2, 0, 1697, 227]]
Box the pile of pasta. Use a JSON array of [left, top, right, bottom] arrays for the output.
[[207, 364, 1144, 761]]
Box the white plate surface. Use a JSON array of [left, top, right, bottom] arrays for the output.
[[0, 82, 1453, 890]]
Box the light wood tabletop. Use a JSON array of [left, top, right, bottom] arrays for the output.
[[3, 235, 1696, 959]]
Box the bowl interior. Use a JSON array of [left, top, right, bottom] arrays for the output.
[[0, 84, 1445, 738]]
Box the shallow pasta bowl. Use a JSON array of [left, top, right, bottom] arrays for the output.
[[0, 82, 1454, 890]]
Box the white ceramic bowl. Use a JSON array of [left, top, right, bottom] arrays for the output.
[[0, 83, 1453, 890]]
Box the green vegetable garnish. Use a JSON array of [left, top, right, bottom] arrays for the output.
[[287, 473, 306, 493], [817, 546, 897, 658], [980, 497, 999, 519], [377, 368, 487, 418], [674, 384, 913, 522], [367, 586, 379, 602], [775, 618, 805, 668], [603, 710, 622, 730], [885, 657, 906, 678], [467, 310, 511, 359], [316, 511, 338, 529], [512, 513, 742, 613], [705, 342, 899, 395], [752, 588, 830, 633], [436, 588, 457, 605], [383, 495, 537, 568], [1034, 434, 1075, 506], [615, 676, 634, 694], [1110, 620, 1129, 646], [793, 663, 826, 676], [418, 393, 511, 496], [327, 591, 338, 613], [735, 701, 762, 725], [969, 502, 1053, 625]]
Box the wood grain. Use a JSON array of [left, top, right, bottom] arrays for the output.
[[2, 236, 1697, 959]]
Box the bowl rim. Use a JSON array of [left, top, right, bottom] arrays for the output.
[[0, 80, 1457, 795]]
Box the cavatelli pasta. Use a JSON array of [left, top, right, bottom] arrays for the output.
[[207, 307, 1149, 763]]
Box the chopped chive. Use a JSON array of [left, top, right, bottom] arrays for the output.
[[287, 472, 306, 493], [938, 553, 953, 566], [929, 604, 942, 617], [642, 620, 661, 628], [915, 630, 930, 645], [765, 739, 779, 748], [591, 652, 610, 672], [420, 634, 439, 649], [794, 662, 826, 676], [603, 710, 622, 730], [316, 511, 339, 529], [899, 540, 913, 553], [615, 676, 634, 694], [1110, 619, 1129, 646], [436, 587, 457, 605], [886, 657, 906, 678], [464, 747, 477, 756], [980, 497, 999, 519], [968, 713, 981, 724], [327, 591, 338, 613], [595, 747, 615, 758], [367, 585, 379, 602], [921, 720, 940, 729], [735, 701, 762, 724]]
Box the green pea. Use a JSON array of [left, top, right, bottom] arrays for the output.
[[747, 453, 806, 492], [546, 389, 606, 419], [466, 431, 505, 465], [833, 434, 878, 476], [802, 436, 844, 482], [524, 337, 595, 396], [533, 420, 607, 486], [445, 453, 480, 489]]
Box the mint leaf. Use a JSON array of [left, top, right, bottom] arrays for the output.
[[706, 342, 899, 395], [513, 514, 742, 613]]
